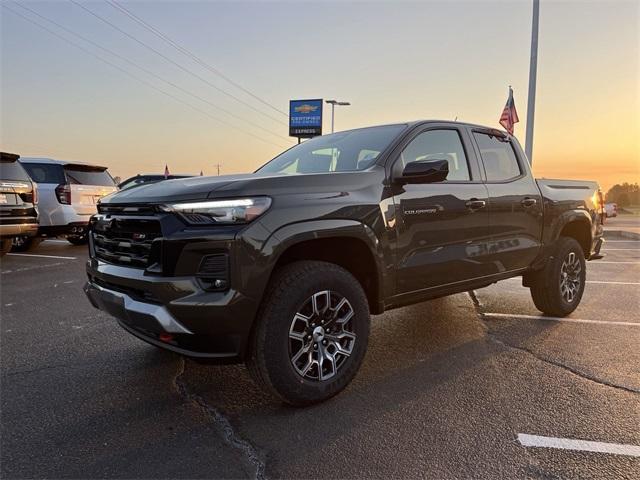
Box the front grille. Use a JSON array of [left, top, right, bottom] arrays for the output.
[[92, 217, 162, 268]]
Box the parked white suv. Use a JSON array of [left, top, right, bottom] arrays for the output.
[[19, 158, 117, 246]]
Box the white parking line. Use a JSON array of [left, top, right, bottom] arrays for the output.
[[483, 312, 639, 327], [6, 253, 77, 260], [605, 240, 640, 243], [603, 248, 640, 251], [518, 433, 640, 457], [590, 261, 640, 264]]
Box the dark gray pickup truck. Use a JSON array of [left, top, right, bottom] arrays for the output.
[[85, 121, 604, 405]]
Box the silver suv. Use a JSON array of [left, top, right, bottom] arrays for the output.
[[19, 158, 117, 246]]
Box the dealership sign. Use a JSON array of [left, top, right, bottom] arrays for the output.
[[289, 99, 323, 138]]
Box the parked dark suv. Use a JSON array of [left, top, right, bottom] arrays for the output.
[[85, 121, 604, 405], [0, 153, 38, 256]]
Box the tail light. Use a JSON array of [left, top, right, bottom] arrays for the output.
[[55, 183, 71, 205], [32, 182, 38, 204]]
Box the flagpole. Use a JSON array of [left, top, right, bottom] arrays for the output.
[[525, 0, 540, 165]]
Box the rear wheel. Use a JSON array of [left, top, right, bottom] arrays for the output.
[[0, 238, 12, 257], [67, 234, 88, 245], [247, 261, 370, 406], [11, 236, 43, 252], [529, 237, 586, 316]]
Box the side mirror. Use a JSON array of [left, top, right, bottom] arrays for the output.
[[399, 159, 449, 184]]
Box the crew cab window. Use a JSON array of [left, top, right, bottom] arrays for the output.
[[473, 133, 522, 181], [400, 129, 470, 181]]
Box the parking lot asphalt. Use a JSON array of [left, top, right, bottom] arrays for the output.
[[1, 236, 639, 479]]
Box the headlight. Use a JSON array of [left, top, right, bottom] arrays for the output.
[[162, 197, 272, 225]]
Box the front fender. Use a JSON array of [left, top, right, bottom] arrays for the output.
[[239, 219, 388, 315]]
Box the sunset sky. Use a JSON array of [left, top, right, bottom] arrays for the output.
[[2, 0, 638, 192]]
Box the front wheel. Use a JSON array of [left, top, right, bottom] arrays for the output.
[[529, 237, 586, 316], [246, 261, 370, 406]]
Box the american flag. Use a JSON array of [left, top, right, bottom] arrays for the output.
[[499, 86, 520, 135], [164, 164, 170, 179]]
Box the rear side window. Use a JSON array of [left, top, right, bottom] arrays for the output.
[[21, 163, 66, 184], [65, 168, 115, 186], [474, 133, 522, 181], [0, 160, 31, 181]]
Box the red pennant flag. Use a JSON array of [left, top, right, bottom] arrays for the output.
[[499, 86, 520, 135]]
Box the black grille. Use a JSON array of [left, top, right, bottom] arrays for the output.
[[92, 217, 162, 268]]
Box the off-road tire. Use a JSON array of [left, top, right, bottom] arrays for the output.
[[0, 238, 12, 257], [529, 236, 586, 316], [246, 261, 370, 406]]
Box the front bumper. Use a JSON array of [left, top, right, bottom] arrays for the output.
[[85, 260, 261, 363], [0, 222, 39, 238]]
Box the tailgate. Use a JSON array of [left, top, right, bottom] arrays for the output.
[[70, 185, 117, 215]]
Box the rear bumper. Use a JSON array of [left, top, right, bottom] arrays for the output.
[[84, 260, 260, 363], [39, 222, 88, 237], [37, 202, 93, 229], [0, 222, 39, 238]]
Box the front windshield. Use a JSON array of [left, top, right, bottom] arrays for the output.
[[257, 124, 406, 174]]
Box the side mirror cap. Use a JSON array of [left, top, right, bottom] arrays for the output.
[[399, 159, 449, 184]]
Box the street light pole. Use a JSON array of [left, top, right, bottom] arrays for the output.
[[525, 0, 540, 165], [325, 99, 351, 133]]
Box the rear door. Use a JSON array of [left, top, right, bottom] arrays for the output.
[[391, 125, 492, 294], [64, 166, 117, 216], [470, 129, 543, 272]]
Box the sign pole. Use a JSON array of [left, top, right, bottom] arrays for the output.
[[331, 104, 335, 133], [525, 0, 539, 165]]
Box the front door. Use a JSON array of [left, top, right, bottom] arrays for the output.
[[392, 127, 492, 294]]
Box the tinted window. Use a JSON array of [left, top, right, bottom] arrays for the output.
[[65, 168, 115, 186], [0, 160, 30, 181], [258, 124, 406, 174], [474, 133, 522, 181], [22, 163, 66, 184], [401, 129, 470, 181]]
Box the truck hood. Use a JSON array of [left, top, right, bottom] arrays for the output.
[[100, 170, 384, 204]]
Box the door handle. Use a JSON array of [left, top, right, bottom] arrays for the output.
[[465, 199, 486, 210], [521, 197, 537, 207]]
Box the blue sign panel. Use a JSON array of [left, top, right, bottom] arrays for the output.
[[289, 99, 323, 138]]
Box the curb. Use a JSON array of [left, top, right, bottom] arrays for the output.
[[603, 230, 640, 240]]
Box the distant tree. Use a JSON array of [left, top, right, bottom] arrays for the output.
[[113, 175, 122, 184], [606, 182, 640, 207]]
